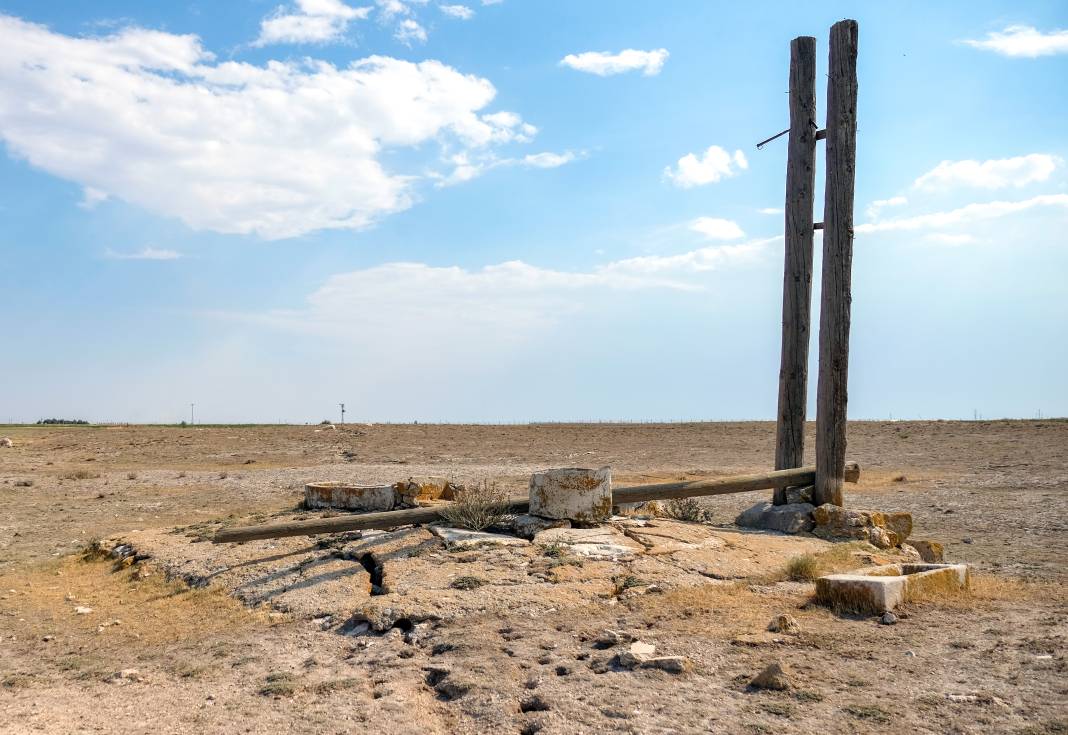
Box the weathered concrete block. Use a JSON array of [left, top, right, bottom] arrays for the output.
[[812, 504, 913, 549], [529, 467, 612, 522], [304, 482, 395, 512], [816, 562, 969, 614], [735, 502, 815, 534]]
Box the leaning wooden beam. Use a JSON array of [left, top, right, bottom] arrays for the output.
[[774, 34, 818, 505], [212, 462, 860, 543], [814, 19, 859, 507]]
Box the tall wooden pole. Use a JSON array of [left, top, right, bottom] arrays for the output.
[[773, 36, 817, 504], [814, 19, 859, 507]]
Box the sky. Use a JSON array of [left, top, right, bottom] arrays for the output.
[[0, 0, 1066, 424]]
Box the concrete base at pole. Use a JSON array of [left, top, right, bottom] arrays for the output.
[[529, 467, 612, 523]]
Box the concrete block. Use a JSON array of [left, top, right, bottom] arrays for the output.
[[816, 563, 969, 614], [529, 467, 612, 522], [304, 482, 395, 512]]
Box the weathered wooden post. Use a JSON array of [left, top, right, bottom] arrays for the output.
[[814, 19, 859, 507], [773, 35, 818, 505]]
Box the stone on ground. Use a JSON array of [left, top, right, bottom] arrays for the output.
[[533, 526, 643, 561], [529, 466, 612, 522], [908, 539, 945, 563], [767, 614, 801, 635], [393, 476, 455, 506], [735, 501, 816, 534], [613, 518, 725, 554], [812, 504, 913, 549], [508, 514, 570, 540], [750, 662, 792, 691], [429, 525, 529, 550], [784, 484, 814, 504]]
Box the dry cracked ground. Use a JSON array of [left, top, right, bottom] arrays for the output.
[[0, 421, 1066, 734]]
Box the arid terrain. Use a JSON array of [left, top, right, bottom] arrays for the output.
[[0, 420, 1066, 734]]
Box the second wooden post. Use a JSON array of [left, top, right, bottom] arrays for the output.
[[814, 19, 859, 507]]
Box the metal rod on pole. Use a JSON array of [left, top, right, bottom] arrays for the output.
[[814, 19, 859, 507]]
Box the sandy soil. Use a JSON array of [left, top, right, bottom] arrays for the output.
[[0, 421, 1065, 734]]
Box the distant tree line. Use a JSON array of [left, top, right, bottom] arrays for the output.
[[36, 418, 90, 425]]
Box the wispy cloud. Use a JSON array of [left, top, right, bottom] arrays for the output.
[[254, 0, 371, 46], [688, 217, 744, 241], [865, 195, 907, 220], [663, 146, 748, 188], [435, 149, 579, 186], [439, 4, 474, 19], [855, 194, 1068, 234], [914, 154, 1061, 190], [962, 25, 1068, 58], [78, 187, 109, 210], [560, 48, 669, 76], [234, 236, 776, 352], [758, 207, 783, 215], [0, 15, 540, 239], [105, 247, 182, 260], [394, 17, 427, 44]]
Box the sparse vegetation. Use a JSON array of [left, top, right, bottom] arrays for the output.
[[438, 479, 514, 531], [662, 497, 714, 523], [785, 554, 821, 581], [126, 472, 138, 480], [782, 542, 873, 582], [451, 575, 487, 590], [36, 418, 89, 425], [61, 469, 100, 481], [259, 671, 299, 697], [843, 704, 891, 723]]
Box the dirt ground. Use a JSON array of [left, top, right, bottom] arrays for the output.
[[0, 421, 1066, 734]]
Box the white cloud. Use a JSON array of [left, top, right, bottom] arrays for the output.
[[664, 146, 748, 188], [560, 48, 669, 77], [255, 0, 371, 46], [865, 195, 907, 220], [395, 18, 427, 44], [855, 194, 1068, 234], [758, 207, 783, 215], [78, 187, 109, 210], [240, 236, 774, 349], [521, 151, 576, 168], [105, 246, 182, 260], [0, 15, 539, 239], [963, 25, 1068, 58], [914, 154, 1061, 190], [435, 149, 578, 186], [688, 217, 744, 241], [440, 4, 474, 19]]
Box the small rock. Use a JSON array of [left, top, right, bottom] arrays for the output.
[[962, 537, 974, 545], [905, 650, 916, 657], [74, 606, 93, 615], [108, 669, 143, 684], [0, 437, 13, 448], [42, 635, 54, 642], [909, 539, 945, 563], [510, 514, 570, 541], [749, 662, 792, 691], [767, 614, 801, 635], [629, 641, 656, 657], [879, 611, 898, 626], [640, 656, 691, 674], [593, 629, 632, 649]]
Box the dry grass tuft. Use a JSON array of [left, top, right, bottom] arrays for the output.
[[914, 573, 1063, 609], [662, 497, 714, 523], [781, 542, 872, 582], [60, 469, 100, 481], [438, 479, 514, 531]]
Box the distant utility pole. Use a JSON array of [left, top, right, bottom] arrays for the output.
[[339, 403, 346, 425], [190, 403, 195, 425]]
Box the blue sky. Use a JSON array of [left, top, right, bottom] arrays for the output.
[[1, 1, 1066, 423]]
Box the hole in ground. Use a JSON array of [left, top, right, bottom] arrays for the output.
[[357, 553, 386, 595]]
